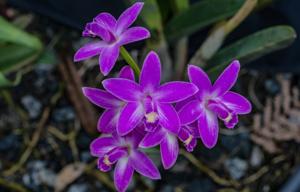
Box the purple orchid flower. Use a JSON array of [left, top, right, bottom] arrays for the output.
[[178, 61, 252, 148], [82, 66, 134, 133], [74, 2, 150, 76], [90, 129, 160, 192], [102, 51, 199, 137]]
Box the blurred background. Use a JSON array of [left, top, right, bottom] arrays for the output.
[[0, 0, 299, 191]]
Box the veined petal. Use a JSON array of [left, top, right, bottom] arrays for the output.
[[160, 133, 179, 169], [103, 78, 142, 101], [118, 102, 144, 136], [175, 96, 195, 111], [139, 127, 165, 148], [116, 2, 144, 34], [114, 157, 134, 192], [155, 82, 198, 103], [188, 65, 212, 99], [212, 60, 240, 96], [118, 27, 150, 45], [157, 103, 180, 134], [118, 66, 135, 80], [140, 51, 161, 91], [129, 150, 161, 179], [198, 110, 219, 148], [99, 45, 120, 76], [82, 87, 120, 109], [90, 136, 116, 157], [89, 22, 111, 42], [74, 41, 106, 62], [178, 100, 203, 125], [221, 91, 252, 114], [94, 12, 117, 32], [98, 109, 119, 133]]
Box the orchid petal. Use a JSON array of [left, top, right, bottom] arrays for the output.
[[175, 96, 195, 111], [114, 157, 134, 192], [157, 103, 180, 134], [118, 66, 135, 80], [99, 45, 120, 76], [129, 150, 161, 179], [118, 102, 144, 136], [155, 82, 198, 103], [118, 27, 150, 45], [140, 51, 161, 91], [90, 137, 116, 157], [139, 127, 165, 148], [98, 109, 118, 133], [89, 22, 111, 42], [116, 2, 144, 34], [103, 78, 142, 101], [188, 65, 212, 99], [94, 12, 117, 31], [160, 134, 179, 169], [74, 41, 106, 61], [82, 87, 120, 109], [221, 91, 252, 114], [198, 110, 219, 148], [212, 60, 240, 96], [178, 100, 203, 125]]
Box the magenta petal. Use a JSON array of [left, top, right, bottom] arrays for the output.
[[118, 102, 144, 136], [89, 22, 111, 42], [118, 66, 135, 80], [94, 12, 117, 31], [139, 127, 165, 148], [103, 78, 142, 101], [90, 137, 116, 157], [98, 109, 118, 133], [99, 45, 120, 76], [140, 51, 161, 91], [114, 158, 134, 192], [157, 103, 180, 134], [116, 2, 144, 34], [82, 87, 120, 109], [188, 65, 212, 98], [221, 91, 252, 114], [212, 60, 240, 96], [160, 133, 179, 169], [198, 110, 219, 148], [118, 27, 150, 45], [74, 41, 106, 62], [129, 150, 161, 179], [155, 82, 198, 103], [178, 100, 203, 125]]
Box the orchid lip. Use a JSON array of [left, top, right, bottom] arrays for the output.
[[183, 134, 193, 146]]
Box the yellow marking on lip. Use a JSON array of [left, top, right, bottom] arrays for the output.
[[103, 155, 112, 166], [224, 113, 232, 123], [145, 112, 158, 123], [184, 134, 193, 145]]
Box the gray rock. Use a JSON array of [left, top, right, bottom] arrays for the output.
[[21, 95, 42, 119], [250, 146, 264, 167], [68, 183, 89, 192], [225, 158, 248, 180], [53, 107, 76, 122]]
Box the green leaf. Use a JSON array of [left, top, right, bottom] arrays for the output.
[[207, 25, 297, 80], [0, 72, 22, 88], [165, 0, 245, 41], [0, 16, 42, 49], [0, 16, 43, 73]]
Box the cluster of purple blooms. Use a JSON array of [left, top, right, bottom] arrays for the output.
[[74, 2, 252, 192]]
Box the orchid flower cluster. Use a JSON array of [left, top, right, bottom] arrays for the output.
[[74, 2, 252, 192]]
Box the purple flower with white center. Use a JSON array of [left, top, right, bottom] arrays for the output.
[[82, 66, 135, 133], [90, 129, 160, 192], [74, 2, 150, 76], [102, 51, 199, 136], [178, 61, 252, 148]]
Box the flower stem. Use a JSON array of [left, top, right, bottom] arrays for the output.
[[120, 46, 141, 76]]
